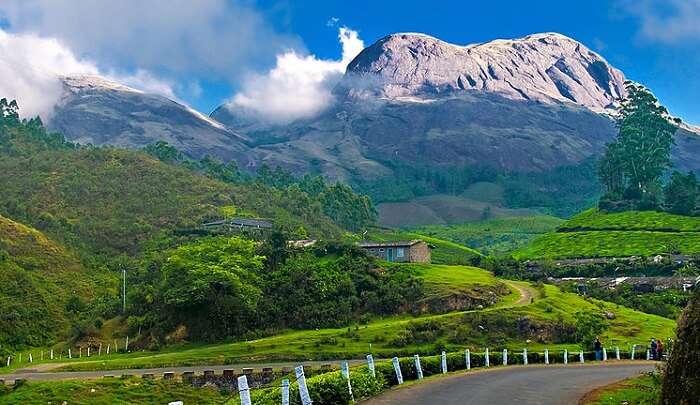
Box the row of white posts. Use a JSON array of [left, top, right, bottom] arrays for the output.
[[4, 338, 132, 367], [236, 346, 654, 405]]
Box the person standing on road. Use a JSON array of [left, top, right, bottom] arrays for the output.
[[594, 337, 602, 361], [650, 338, 658, 360], [657, 339, 664, 360]]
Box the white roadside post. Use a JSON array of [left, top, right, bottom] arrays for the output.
[[87, 347, 90, 357], [107, 344, 110, 355], [603, 347, 608, 361], [544, 349, 549, 365], [341, 361, 354, 401], [281, 379, 290, 405], [646, 350, 651, 361], [579, 350, 584, 364], [392, 357, 404, 385], [441, 351, 447, 374], [295, 365, 312, 405], [631, 345, 636, 360], [616, 346, 620, 360], [485, 349, 490, 368], [503, 349, 508, 366], [564, 349, 568, 365], [29, 353, 32, 363], [99, 343, 102, 356], [50, 349, 54, 360], [366, 354, 376, 378], [125, 336, 129, 352], [414, 355, 424, 380], [523, 349, 528, 365], [6, 357, 9, 367], [238, 375, 251, 405], [465, 349, 471, 370], [68, 348, 72, 359]]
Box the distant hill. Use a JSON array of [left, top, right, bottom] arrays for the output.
[[515, 209, 700, 259]]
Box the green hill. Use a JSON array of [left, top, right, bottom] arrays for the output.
[[0, 214, 111, 352], [413, 215, 564, 256], [515, 209, 700, 259]]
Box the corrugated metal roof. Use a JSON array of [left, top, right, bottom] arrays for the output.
[[202, 218, 273, 228], [358, 240, 423, 248]]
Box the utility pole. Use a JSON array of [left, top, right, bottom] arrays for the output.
[[122, 266, 126, 314]]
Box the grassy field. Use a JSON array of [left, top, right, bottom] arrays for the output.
[[583, 374, 659, 404], [413, 215, 563, 256], [368, 230, 482, 264], [0, 378, 232, 404], [7, 278, 672, 373], [516, 209, 700, 259]]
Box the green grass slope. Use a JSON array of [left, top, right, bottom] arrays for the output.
[[414, 215, 564, 256], [0, 214, 111, 351], [44, 279, 674, 372], [515, 209, 700, 259]]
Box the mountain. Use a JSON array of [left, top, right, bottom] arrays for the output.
[[49, 75, 249, 161], [211, 32, 700, 222]]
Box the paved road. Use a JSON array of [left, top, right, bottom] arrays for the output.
[[0, 359, 367, 383], [363, 363, 655, 405]]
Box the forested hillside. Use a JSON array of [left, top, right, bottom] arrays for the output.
[[0, 99, 377, 351]]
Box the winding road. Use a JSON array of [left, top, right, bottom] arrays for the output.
[[363, 363, 655, 405]]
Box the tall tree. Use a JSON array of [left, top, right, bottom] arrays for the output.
[[664, 171, 698, 215], [597, 82, 679, 201]]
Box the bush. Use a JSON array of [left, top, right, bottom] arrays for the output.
[[661, 287, 700, 404]]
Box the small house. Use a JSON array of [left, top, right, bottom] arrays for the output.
[[358, 240, 432, 263]]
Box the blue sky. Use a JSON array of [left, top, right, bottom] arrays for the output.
[[253, 0, 700, 124], [0, 0, 698, 124]]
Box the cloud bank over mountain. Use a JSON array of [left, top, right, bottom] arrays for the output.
[[228, 27, 365, 123], [0, 29, 175, 119]]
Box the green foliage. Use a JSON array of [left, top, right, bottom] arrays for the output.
[[516, 209, 700, 259], [159, 237, 264, 340], [598, 82, 679, 199], [413, 215, 563, 256], [661, 287, 700, 404], [664, 171, 698, 216], [588, 374, 661, 405], [572, 311, 608, 346], [0, 378, 231, 404]]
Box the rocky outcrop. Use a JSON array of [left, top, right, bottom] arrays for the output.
[[343, 32, 626, 111]]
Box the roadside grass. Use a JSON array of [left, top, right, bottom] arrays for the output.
[[368, 230, 482, 264], [30, 282, 673, 373], [0, 378, 232, 404], [413, 215, 563, 256], [583, 374, 659, 404]]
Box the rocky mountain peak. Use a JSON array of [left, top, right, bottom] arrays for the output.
[[344, 32, 626, 111]]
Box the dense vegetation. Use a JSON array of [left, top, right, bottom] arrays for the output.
[[597, 82, 696, 216], [515, 209, 700, 259], [0, 100, 379, 352], [412, 215, 563, 256], [661, 286, 700, 404]]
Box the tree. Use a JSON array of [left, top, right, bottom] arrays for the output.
[[661, 287, 700, 404], [159, 236, 264, 340], [664, 171, 698, 215], [597, 82, 679, 203]]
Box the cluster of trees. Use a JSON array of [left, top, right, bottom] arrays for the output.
[[125, 235, 423, 344], [144, 141, 376, 232], [597, 82, 696, 214]]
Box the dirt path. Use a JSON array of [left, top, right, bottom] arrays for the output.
[[504, 280, 539, 306]]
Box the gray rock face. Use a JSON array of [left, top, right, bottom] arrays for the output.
[[343, 32, 626, 111], [50, 75, 249, 161]]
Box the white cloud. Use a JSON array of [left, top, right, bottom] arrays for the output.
[[621, 0, 700, 43], [0, 0, 301, 83], [229, 27, 365, 123], [0, 29, 176, 119]]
